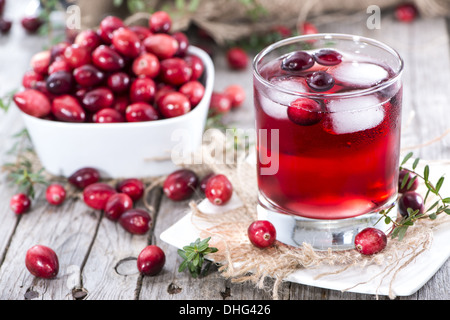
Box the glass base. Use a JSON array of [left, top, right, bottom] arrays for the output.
[[257, 194, 396, 251]]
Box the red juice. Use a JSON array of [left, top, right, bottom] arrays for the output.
[[254, 48, 402, 220]]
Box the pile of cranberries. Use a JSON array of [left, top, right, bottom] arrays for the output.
[[13, 12, 207, 124]]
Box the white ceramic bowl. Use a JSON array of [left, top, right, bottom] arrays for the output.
[[20, 46, 214, 178]]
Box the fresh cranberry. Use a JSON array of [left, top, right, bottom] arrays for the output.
[[163, 169, 199, 201], [82, 87, 114, 112], [74, 29, 102, 51], [113, 95, 129, 115], [48, 59, 72, 75], [299, 21, 318, 35], [129, 78, 156, 103], [83, 182, 117, 210], [314, 49, 342, 66], [21, 16, 43, 33], [13, 89, 51, 118], [92, 45, 125, 71], [306, 71, 335, 92], [148, 11, 172, 33], [395, 3, 418, 23], [46, 71, 74, 95], [184, 55, 204, 81], [398, 169, 419, 193], [106, 72, 130, 93], [25, 245, 59, 279], [46, 184, 66, 206], [137, 245, 166, 276], [112, 27, 141, 58], [143, 33, 179, 59], [159, 92, 191, 118], [199, 173, 214, 193], [0, 18, 11, 33], [129, 25, 152, 41], [68, 167, 100, 189], [226, 47, 248, 70], [94, 108, 124, 123], [0, 0, 4, 16], [73, 64, 105, 87], [209, 92, 232, 116], [224, 84, 245, 108], [281, 51, 314, 71], [22, 70, 44, 89], [205, 174, 233, 206], [179, 81, 205, 107], [104, 193, 133, 221], [51, 95, 86, 122], [30, 50, 51, 75], [398, 191, 424, 217], [155, 84, 176, 107], [98, 16, 125, 44], [49, 42, 70, 62], [63, 44, 91, 69], [131, 53, 160, 78], [354, 227, 387, 255], [119, 209, 152, 235], [159, 58, 192, 86], [116, 178, 145, 201], [247, 220, 277, 248], [125, 102, 159, 122], [173, 32, 189, 57], [10, 193, 31, 215], [287, 98, 323, 126]]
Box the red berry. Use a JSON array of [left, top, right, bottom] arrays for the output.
[[125, 102, 159, 122], [299, 22, 318, 35], [132, 53, 160, 78], [247, 220, 277, 248], [137, 245, 166, 276], [25, 245, 59, 279], [63, 44, 91, 69], [98, 16, 125, 44], [173, 32, 189, 57], [129, 78, 156, 103], [129, 25, 152, 41], [159, 92, 191, 118], [68, 167, 100, 189], [92, 45, 125, 72], [48, 59, 72, 75], [119, 209, 151, 235], [354, 227, 387, 255], [21, 16, 43, 33], [226, 47, 248, 70], [46, 184, 66, 206], [163, 169, 199, 201], [82, 87, 114, 113], [395, 3, 418, 23], [46, 70, 74, 95], [314, 49, 342, 66], [106, 72, 130, 93], [83, 183, 117, 210], [113, 95, 129, 115], [179, 81, 205, 107], [205, 174, 233, 206], [22, 70, 44, 89], [398, 169, 419, 193], [13, 89, 51, 118], [74, 29, 101, 51], [112, 27, 141, 58], [184, 55, 204, 81], [287, 98, 323, 126], [143, 33, 179, 59], [0, 18, 12, 33], [398, 191, 424, 218], [49, 42, 70, 61], [10, 193, 31, 215], [159, 58, 192, 86], [282, 51, 314, 71], [224, 84, 245, 108], [30, 50, 51, 75], [199, 173, 214, 193], [155, 84, 176, 107], [51, 94, 86, 123], [148, 11, 172, 33], [306, 71, 335, 92], [209, 92, 232, 116], [116, 178, 145, 201], [104, 193, 133, 221], [93, 108, 124, 123], [73, 64, 105, 87]]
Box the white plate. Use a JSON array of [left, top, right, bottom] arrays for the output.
[[160, 160, 450, 297]]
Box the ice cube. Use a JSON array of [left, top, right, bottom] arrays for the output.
[[258, 92, 289, 120], [265, 76, 309, 106], [323, 95, 385, 134], [330, 61, 389, 88]]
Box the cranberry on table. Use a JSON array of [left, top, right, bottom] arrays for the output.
[[131, 53, 160, 78], [199, 173, 214, 193], [205, 174, 233, 206], [137, 245, 166, 276], [92, 45, 125, 72], [395, 3, 418, 23], [94, 108, 124, 123], [398, 191, 424, 217], [0, 18, 12, 33], [299, 21, 318, 35], [13, 89, 51, 118], [111, 27, 141, 58], [63, 44, 91, 69], [143, 33, 179, 59], [398, 169, 419, 193], [354, 227, 387, 255], [226, 47, 248, 70], [125, 102, 159, 122], [82, 87, 114, 113], [46, 184, 66, 206], [119, 209, 152, 235], [107, 72, 130, 93], [30, 50, 51, 75], [68, 167, 100, 189], [224, 84, 246, 108], [10, 193, 31, 215], [25, 245, 59, 279], [159, 92, 191, 118], [98, 16, 125, 44], [104, 193, 133, 221], [314, 49, 342, 66], [306, 71, 335, 92], [163, 169, 199, 201], [248, 220, 277, 249], [179, 81, 205, 107], [209, 92, 232, 116], [287, 98, 323, 126], [129, 78, 156, 103], [148, 11, 172, 33], [159, 58, 193, 86], [21, 16, 43, 33], [83, 183, 117, 210], [46, 71, 74, 95], [116, 178, 145, 201], [73, 64, 105, 87], [281, 51, 314, 71]]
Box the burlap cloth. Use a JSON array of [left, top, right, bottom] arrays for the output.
[[76, 0, 450, 45]]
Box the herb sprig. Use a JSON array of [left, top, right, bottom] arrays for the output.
[[178, 237, 218, 278]]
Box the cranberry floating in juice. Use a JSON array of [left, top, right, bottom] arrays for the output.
[[253, 34, 403, 250]]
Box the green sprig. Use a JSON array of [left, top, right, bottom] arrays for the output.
[[178, 237, 218, 278]]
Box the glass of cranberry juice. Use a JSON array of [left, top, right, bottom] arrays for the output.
[[253, 34, 403, 250]]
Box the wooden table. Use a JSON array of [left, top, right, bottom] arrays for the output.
[[1, 1, 449, 302]]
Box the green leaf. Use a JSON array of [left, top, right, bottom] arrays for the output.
[[401, 152, 413, 166], [435, 176, 445, 194], [424, 165, 430, 182], [412, 157, 420, 170]]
